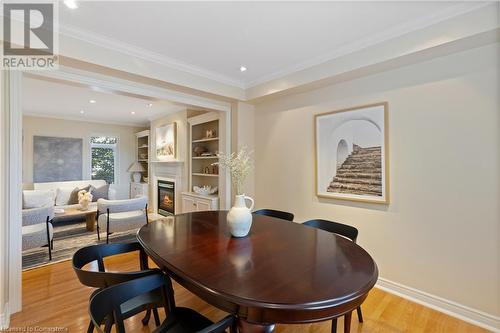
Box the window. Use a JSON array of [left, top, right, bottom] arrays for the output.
[[90, 136, 118, 184]]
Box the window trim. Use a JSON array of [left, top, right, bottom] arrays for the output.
[[90, 136, 119, 184]]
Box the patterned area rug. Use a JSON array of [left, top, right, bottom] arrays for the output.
[[22, 219, 138, 270]]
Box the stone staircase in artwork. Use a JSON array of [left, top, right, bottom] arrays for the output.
[[327, 144, 382, 196]]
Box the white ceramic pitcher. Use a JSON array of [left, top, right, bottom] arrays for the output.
[[227, 194, 254, 237]]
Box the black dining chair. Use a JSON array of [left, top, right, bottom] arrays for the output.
[[89, 273, 236, 333], [73, 242, 163, 333], [253, 209, 294, 221], [302, 219, 363, 333]]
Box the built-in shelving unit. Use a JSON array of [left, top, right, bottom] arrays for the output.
[[135, 130, 150, 183], [184, 112, 222, 212]]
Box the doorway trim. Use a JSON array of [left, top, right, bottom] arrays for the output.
[[5, 65, 232, 321]]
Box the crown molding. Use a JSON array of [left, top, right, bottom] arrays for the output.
[[57, 2, 493, 93], [244, 1, 493, 88], [58, 24, 246, 89]]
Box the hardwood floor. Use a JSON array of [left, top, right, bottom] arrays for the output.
[[10, 252, 489, 333]]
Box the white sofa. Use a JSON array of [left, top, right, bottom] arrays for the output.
[[22, 180, 121, 213]]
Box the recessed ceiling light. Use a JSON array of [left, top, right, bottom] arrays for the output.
[[146, 103, 153, 108], [89, 99, 96, 104], [240, 66, 247, 72], [79, 110, 84, 114], [131, 111, 136, 115], [64, 0, 78, 9]]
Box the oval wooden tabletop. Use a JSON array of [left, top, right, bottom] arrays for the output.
[[137, 211, 378, 325]]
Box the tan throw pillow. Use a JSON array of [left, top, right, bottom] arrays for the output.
[[68, 185, 91, 205]]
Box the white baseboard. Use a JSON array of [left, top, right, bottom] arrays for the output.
[[0, 302, 10, 330], [376, 278, 500, 333]]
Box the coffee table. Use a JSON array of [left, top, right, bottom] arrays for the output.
[[54, 206, 98, 231]]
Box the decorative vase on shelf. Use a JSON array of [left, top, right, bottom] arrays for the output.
[[227, 194, 254, 237]]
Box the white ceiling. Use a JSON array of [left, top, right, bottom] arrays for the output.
[[22, 75, 184, 126], [58, 1, 487, 88]]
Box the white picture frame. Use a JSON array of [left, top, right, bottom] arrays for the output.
[[315, 102, 389, 204]]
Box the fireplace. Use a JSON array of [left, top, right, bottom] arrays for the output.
[[158, 180, 175, 216]]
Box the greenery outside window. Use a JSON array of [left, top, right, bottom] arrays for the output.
[[90, 136, 118, 184]]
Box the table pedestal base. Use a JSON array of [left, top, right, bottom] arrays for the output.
[[238, 319, 275, 333]]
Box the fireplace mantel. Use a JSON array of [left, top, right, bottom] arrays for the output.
[[150, 160, 184, 164]]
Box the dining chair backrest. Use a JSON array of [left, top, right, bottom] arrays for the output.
[[89, 273, 235, 333], [303, 219, 358, 243], [89, 273, 171, 333], [72, 242, 159, 289], [253, 209, 294, 222]]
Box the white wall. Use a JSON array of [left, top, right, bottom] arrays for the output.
[[232, 102, 256, 197], [254, 43, 499, 318], [22, 116, 145, 198]]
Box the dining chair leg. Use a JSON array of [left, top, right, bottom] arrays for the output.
[[230, 320, 238, 333], [87, 321, 94, 333], [344, 312, 352, 333], [331, 318, 337, 333], [153, 308, 160, 326], [356, 306, 363, 323], [104, 316, 113, 333], [141, 309, 151, 325]]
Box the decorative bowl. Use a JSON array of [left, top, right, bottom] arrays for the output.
[[193, 185, 218, 196]]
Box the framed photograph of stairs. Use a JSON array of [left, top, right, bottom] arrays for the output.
[[315, 102, 389, 204]]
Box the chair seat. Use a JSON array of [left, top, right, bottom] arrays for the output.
[[120, 290, 163, 319], [154, 307, 214, 333], [98, 210, 146, 233], [22, 223, 53, 250]]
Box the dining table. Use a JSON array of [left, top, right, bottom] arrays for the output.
[[137, 211, 378, 333]]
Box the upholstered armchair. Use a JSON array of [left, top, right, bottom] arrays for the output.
[[22, 206, 55, 261], [96, 196, 149, 244]]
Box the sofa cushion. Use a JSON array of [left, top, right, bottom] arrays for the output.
[[23, 190, 55, 209], [91, 184, 110, 202], [68, 185, 91, 205], [22, 222, 53, 251], [55, 187, 77, 206]]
